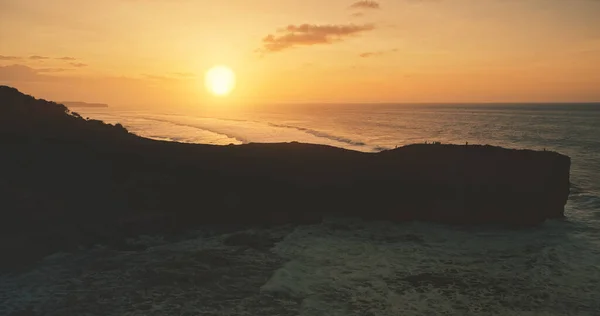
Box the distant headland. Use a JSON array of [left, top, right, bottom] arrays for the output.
[[0, 85, 571, 272], [61, 101, 109, 108]]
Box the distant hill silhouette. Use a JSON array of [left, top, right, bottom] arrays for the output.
[[0, 85, 571, 272], [61, 101, 109, 108], [0, 86, 125, 139]]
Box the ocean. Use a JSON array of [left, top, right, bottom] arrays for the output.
[[2, 104, 599, 315]]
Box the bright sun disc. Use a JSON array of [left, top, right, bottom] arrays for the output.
[[205, 66, 235, 96]]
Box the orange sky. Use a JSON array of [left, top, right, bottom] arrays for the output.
[[1, 0, 600, 108]]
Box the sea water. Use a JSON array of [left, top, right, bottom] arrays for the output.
[[1, 104, 599, 315]]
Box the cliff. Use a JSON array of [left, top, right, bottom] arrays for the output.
[[0, 86, 571, 270]]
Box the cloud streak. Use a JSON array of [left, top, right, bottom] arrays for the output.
[[261, 23, 376, 53], [2, 55, 82, 62], [144, 73, 196, 82], [0, 55, 20, 61], [0, 64, 88, 83], [359, 52, 383, 58], [70, 62, 88, 68], [37, 68, 69, 73], [29, 55, 50, 60], [350, 1, 380, 10], [171, 72, 196, 78], [144, 74, 174, 81], [0, 65, 52, 82], [359, 49, 398, 58]]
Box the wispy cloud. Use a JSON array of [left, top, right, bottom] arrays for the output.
[[29, 55, 50, 60], [261, 23, 376, 53], [350, 1, 380, 10], [359, 49, 398, 58], [0, 55, 20, 61], [2, 55, 82, 62], [70, 62, 88, 68], [144, 73, 196, 82], [0, 65, 51, 82], [0, 64, 87, 83], [350, 12, 365, 18], [37, 68, 69, 73], [359, 52, 382, 58], [171, 72, 196, 78], [0, 65, 182, 91], [143, 74, 184, 82]]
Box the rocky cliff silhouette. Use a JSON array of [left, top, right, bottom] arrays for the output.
[[0, 86, 571, 271]]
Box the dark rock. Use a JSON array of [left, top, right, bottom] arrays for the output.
[[399, 234, 425, 243], [223, 231, 277, 250], [0, 86, 571, 271], [403, 272, 467, 288], [9, 307, 36, 316]]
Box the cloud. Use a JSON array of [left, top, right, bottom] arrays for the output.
[[0, 65, 52, 82], [0, 64, 192, 107], [350, 12, 365, 18], [359, 52, 382, 58], [144, 74, 173, 81], [29, 55, 50, 60], [359, 49, 398, 58], [144, 73, 196, 82], [2, 56, 82, 62], [37, 68, 69, 73], [0, 64, 83, 83], [70, 62, 88, 68], [261, 23, 376, 53], [0, 55, 20, 61], [171, 72, 196, 78], [350, 1, 380, 10], [0, 65, 183, 90]]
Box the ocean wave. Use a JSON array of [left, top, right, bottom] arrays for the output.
[[3, 218, 599, 315], [129, 116, 248, 144], [266, 122, 368, 147], [181, 115, 374, 150], [130, 114, 385, 151], [0, 228, 297, 316], [265, 217, 600, 315]]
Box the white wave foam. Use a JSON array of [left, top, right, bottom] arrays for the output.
[[0, 229, 298, 316], [263, 217, 600, 316], [74, 110, 383, 152], [261, 261, 311, 298], [73, 111, 244, 145], [146, 114, 379, 151], [267, 122, 368, 147], [3, 218, 599, 315]]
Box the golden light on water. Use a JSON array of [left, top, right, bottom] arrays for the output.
[[205, 66, 235, 96]]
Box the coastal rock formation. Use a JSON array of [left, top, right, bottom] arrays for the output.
[[0, 86, 571, 270]]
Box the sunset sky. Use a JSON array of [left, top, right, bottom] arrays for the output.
[[1, 0, 600, 108]]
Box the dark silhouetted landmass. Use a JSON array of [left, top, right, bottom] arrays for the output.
[[61, 101, 109, 108], [0, 86, 571, 272]]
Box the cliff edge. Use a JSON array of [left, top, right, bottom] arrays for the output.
[[0, 86, 571, 270]]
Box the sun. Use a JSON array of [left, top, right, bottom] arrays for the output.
[[205, 65, 235, 96]]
